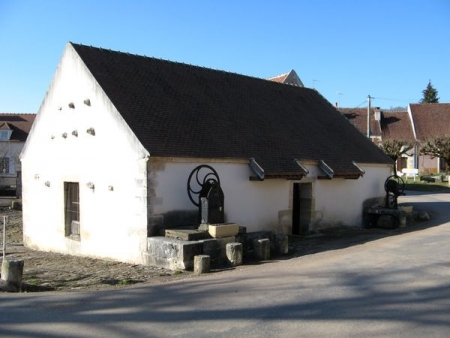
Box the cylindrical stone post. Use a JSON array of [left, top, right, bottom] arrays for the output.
[[226, 242, 243, 266], [194, 255, 210, 274], [254, 238, 270, 261], [1, 258, 24, 291]]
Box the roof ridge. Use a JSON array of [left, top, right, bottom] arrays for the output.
[[70, 42, 292, 88]]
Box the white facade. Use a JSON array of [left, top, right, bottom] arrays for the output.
[[21, 44, 150, 264]]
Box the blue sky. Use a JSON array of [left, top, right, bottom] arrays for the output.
[[1, 0, 449, 113]]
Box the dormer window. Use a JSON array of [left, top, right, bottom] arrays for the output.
[[0, 130, 13, 141]]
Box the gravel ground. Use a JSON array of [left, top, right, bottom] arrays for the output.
[[0, 207, 425, 293], [1, 208, 197, 292]]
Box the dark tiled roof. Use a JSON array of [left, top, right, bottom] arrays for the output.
[[0, 114, 36, 142], [380, 111, 415, 142], [71, 43, 392, 176], [339, 108, 382, 137], [410, 103, 450, 140]]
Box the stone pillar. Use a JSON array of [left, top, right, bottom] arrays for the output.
[[194, 255, 210, 274], [254, 238, 270, 261], [226, 242, 243, 266], [1, 258, 24, 292]]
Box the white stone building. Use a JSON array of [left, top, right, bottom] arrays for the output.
[[20, 43, 392, 264]]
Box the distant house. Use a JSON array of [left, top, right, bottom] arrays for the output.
[[0, 114, 35, 196], [267, 69, 304, 86], [20, 42, 392, 265], [339, 107, 384, 143], [340, 103, 450, 174], [409, 103, 450, 173]]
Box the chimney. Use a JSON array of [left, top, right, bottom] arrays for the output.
[[374, 108, 381, 121]]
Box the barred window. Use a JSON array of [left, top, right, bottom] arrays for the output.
[[64, 182, 80, 240]]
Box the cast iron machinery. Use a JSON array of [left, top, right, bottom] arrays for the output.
[[187, 165, 225, 224], [364, 174, 406, 229]]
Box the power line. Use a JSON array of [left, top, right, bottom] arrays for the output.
[[355, 100, 367, 108]]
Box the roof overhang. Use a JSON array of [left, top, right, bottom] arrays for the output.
[[318, 160, 365, 180], [248, 157, 309, 181], [249, 158, 365, 181]]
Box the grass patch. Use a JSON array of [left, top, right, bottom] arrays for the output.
[[26, 278, 39, 285], [117, 279, 134, 286], [404, 178, 450, 192]]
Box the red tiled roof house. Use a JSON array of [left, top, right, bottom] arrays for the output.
[[0, 114, 35, 197]]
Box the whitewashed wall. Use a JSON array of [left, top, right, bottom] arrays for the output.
[[149, 159, 391, 233], [148, 159, 290, 233], [21, 44, 150, 264], [313, 165, 391, 227]]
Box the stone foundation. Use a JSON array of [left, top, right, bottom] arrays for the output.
[[144, 229, 289, 271]]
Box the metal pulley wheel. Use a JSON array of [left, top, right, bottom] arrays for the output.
[[187, 165, 221, 207], [384, 175, 405, 196]]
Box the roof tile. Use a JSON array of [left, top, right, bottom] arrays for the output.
[[71, 43, 392, 176], [410, 103, 450, 140]]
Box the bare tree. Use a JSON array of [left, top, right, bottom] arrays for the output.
[[379, 139, 414, 174], [420, 136, 450, 174]]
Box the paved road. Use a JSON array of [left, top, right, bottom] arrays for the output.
[[1, 192, 450, 338]]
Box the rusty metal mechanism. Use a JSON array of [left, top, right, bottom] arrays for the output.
[[187, 165, 224, 224], [364, 175, 406, 229]]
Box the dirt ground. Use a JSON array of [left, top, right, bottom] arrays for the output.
[[0, 207, 425, 293]]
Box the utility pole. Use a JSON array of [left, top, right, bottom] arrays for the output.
[[367, 95, 371, 138]]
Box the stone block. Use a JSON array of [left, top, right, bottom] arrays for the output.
[[1, 258, 24, 292], [254, 238, 270, 261], [274, 234, 289, 255], [200, 236, 236, 267], [237, 230, 273, 253], [226, 242, 243, 266], [418, 211, 430, 221], [165, 229, 209, 241], [208, 223, 239, 238], [399, 205, 413, 214], [145, 237, 203, 270], [200, 238, 221, 266], [216, 236, 237, 264], [194, 255, 210, 274]]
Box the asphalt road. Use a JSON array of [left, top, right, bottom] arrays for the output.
[[1, 191, 450, 338]]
